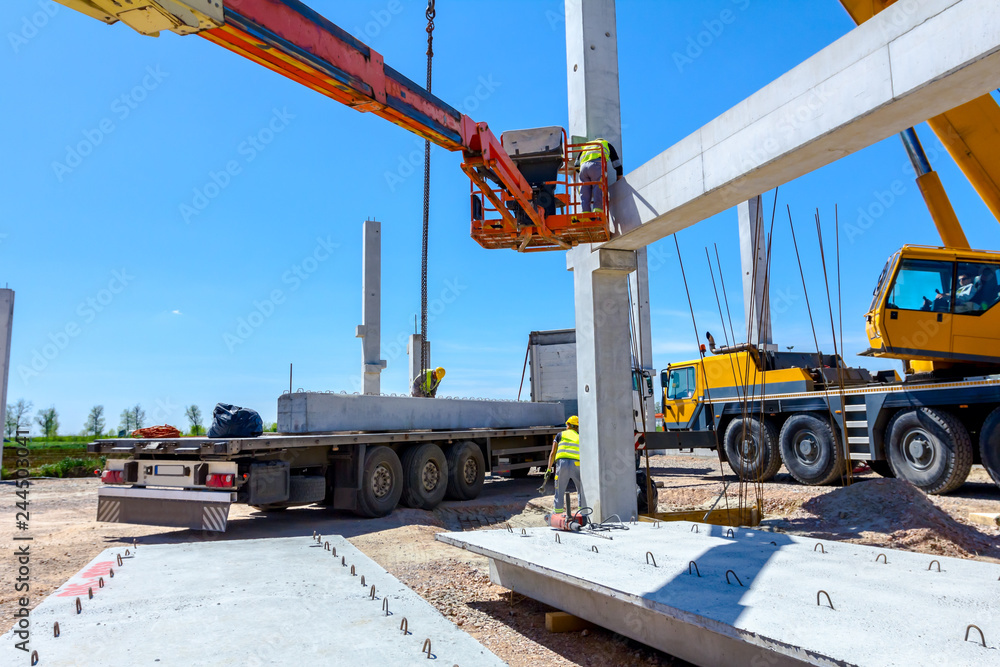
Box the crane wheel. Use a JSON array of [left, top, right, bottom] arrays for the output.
[[723, 417, 781, 482], [977, 406, 1000, 489], [355, 446, 404, 517], [400, 443, 448, 510], [778, 413, 846, 486], [885, 408, 972, 495]]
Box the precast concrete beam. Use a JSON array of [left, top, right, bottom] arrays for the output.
[[407, 333, 427, 392], [606, 0, 1000, 250], [568, 245, 638, 522]]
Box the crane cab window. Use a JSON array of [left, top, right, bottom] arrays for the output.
[[954, 261, 1000, 315], [665, 367, 696, 400], [886, 259, 953, 312]]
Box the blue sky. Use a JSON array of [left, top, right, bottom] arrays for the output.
[[3, 0, 999, 434]]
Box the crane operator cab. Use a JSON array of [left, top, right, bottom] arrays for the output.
[[864, 245, 1000, 373], [469, 126, 612, 252]]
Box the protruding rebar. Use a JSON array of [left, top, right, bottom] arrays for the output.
[[688, 561, 701, 577], [422, 638, 432, 658], [75, 597, 82, 614], [814, 543, 825, 554], [401, 617, 409, 635], [965, 624, 986, 647], [726, 570, 743, 587], [646, 552, 657, 567], [54, 622, 60, 637], [928, 560, 941, 572], [875, 553, 888, 564], [817, 590, 834, 610]]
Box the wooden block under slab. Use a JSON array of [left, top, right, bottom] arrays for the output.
[[969, 512, 1000, 527], [545, 611, 595, 633]]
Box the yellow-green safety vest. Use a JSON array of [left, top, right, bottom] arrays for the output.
[[555, 429, 580, 462], [422, 369, 439, 393], [580, 139, 611, 166]]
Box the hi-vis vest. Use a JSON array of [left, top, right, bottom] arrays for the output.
[[580, 139, 611, 166], [555, 429, 580, 462], [421, 369, 439, 393]]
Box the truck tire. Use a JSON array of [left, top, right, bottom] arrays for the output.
[[724, 417, 781, 482], [356, 446, 404, 517], [976, 406, 1000, 488], [400, 443, 448, 510], [885, 408, 973, 495], [779, 413, 845, 486], [867, 460, 895, 478], [445, 441, 485, 501]]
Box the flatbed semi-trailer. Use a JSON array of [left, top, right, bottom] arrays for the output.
[[89, 425, 561, 532]]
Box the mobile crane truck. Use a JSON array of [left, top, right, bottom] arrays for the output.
[[652, 0, 1000, 496]]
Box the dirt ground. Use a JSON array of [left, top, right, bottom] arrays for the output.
[[2, 455, 999, 666]]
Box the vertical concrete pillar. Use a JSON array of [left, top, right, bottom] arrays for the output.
[[356, 221, 386, 395], [0, 289, 13, 470], [407, 334, 428, 394], [566, 0, 647, 516], [738, 196, 773, 347], [568, 246, 637, 522]]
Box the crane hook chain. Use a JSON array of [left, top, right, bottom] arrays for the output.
[[420, 0, 436, 378]]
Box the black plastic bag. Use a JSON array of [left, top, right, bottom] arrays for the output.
[[208, 403, 263, 438]]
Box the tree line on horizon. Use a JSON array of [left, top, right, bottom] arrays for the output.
[[4, 399, 209, 439]]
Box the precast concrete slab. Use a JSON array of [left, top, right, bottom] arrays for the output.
[[278, 391, 563, 433], [437, 522, 1000, 667], [2, 536, 505, 667]]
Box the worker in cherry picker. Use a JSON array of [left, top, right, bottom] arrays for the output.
[[546, 415, 588, 515], [411, 366, 446, 398], [575, 138, 623, 213]]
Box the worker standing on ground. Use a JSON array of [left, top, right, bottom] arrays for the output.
[[575, 138, 623, 213], [411, 366, 446, 398], [546, 415, 587, 513]]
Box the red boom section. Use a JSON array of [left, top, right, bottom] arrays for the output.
[[200, 0, 555, 245]]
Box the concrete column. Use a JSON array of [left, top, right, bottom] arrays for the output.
[[407, 334, 428, 393], [737, 196, 772, 347], [0, 289, 13, 470], [566, 0, 650, 514], [568, 246, 637, 522], [356, 220, 386, 395]]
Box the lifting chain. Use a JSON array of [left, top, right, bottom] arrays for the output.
[[420, 0, 436, 376]]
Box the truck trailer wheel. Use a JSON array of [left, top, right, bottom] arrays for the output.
[[975, 406, 1000, 489], [400, 443, 448, 510], [885, 408, 973, 495], [724, 418, 781, 482], [779, 414, 845, 486], [445, 441, 485, 501], [356, 446, 404, 517]]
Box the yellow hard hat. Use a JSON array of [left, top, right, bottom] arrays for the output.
[[566, 415, 579, 427], [435, 367, 446, 378]]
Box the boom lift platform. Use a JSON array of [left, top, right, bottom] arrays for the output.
[[55, 0, 611, 252]]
